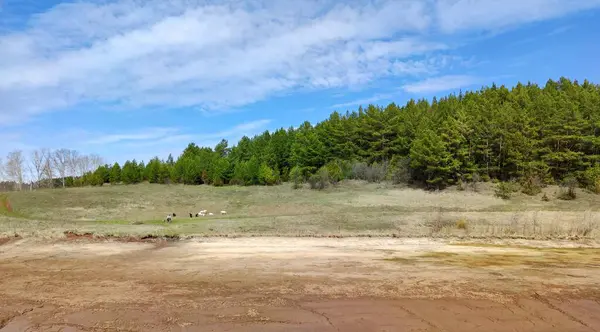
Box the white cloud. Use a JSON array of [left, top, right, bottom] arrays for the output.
[[435, 0, 600, 33], [0, 0, 441, 125], [85, 127, 180, 144], [330, 93, 396, 109], [80, 119, 272, 163], [0, 0, 598, 126], [402, 75, 480, 94]]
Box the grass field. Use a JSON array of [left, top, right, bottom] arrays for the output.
[[1, 180, 600, 239]]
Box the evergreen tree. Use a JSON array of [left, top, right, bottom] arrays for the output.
[[109, 162, 121, 184]]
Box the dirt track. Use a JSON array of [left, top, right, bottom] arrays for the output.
[[1, 237, 600, 331]]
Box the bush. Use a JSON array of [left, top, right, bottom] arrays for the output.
[[521, 174, 542, 196], [455, 218, 468, 230], [457, 178, 466, 191], [495, 181, 519, 199], [470, 173, 482, 192], [308, 168, 330, 190], [387, 156, 411, 184], [350, 162, 368, 180], [212, 177, 224, 187], [258, 163, 277, 185], [365, 161, 386, 183], [481, 174, 491, 182], [289, 166, 303, 189], [579, 165, 600, 194], [542, 192, 550, 201], [229, 178, 245, 186], [325, 161, 344, 184], [557, 176, 578, 200]]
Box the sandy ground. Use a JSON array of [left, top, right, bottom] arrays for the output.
[[1, 237, 600, 331]]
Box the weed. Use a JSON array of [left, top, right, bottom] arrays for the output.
[[542, 193, 550, 201]]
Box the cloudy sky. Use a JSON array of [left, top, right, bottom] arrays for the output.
[[1, 0, 599, 166]]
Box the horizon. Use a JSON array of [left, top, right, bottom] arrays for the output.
[[1, 0, 600, 168]]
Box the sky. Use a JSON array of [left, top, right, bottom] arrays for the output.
[[1, 0, 600, 167]]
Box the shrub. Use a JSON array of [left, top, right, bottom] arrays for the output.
[[557, 176, 578, 200], [456, 218, 468, 230], [229, 178, 245, 186], [495, 182, 517, 199], [470, 173, 482, 192], [481, 174, 491, 182], [387, 156, 411, 184], [350, 161, 368, 180], [338, 160, 353, 179], [212, 177, 224, 187], [541, 192, 550, 201], [521, 174, 542, 196], [289, 166, 303, 189], [365, 161, 386, 183], [325, 161, 344, 184], [308, 168, 330, 190], [258, 163, 277, 186], [456, 178, 466, 191], [579, 165, 600, 194]]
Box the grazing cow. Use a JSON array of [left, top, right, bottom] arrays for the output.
[[220, 210, 227, 215], [208, 212, 214, 216], [189, 213, 193, 218], [172, 213, 177, 217], [165, 214, 172, 223]]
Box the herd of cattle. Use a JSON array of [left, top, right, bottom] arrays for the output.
[[164, 210, 227, 223]]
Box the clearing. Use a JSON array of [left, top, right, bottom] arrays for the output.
[[1, 181, 599, 239], [1, 182, 600, 331]]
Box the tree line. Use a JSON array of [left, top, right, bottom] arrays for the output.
[[0, 149, 103, 191], [3, 77, 600, 194]]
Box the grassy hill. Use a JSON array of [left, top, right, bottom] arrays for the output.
[[1, 181, 599, 239]]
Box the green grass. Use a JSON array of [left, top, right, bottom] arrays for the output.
[[1, 181, 600, 239]]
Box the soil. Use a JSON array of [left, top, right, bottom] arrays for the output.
[[1, 237, 599, 331]]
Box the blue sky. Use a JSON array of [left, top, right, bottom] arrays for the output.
[[1, 0, 600, 168]]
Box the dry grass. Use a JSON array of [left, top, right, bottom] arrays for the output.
[[1, 181, 600, 239], [386, 248, 600, 268]]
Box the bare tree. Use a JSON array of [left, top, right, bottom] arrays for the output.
[[42, 156, 55, 188], [52, 148, 70, 188], [90, 154, 104, 170], [0, 156, 5, 180], [28, 149, 48, 188], [5, 150, 25, 190], [77, 154, 91, 176], [67, 149, 80, 177]]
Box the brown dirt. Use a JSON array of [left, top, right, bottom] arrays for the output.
[[1, 237, 600, 331]]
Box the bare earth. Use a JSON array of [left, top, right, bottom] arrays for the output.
[[1, 237, 600, 331]]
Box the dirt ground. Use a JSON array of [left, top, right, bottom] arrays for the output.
[[1, 237, 600, 331]]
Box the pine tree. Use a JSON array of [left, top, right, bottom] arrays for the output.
[[109, 162, 121, 184]]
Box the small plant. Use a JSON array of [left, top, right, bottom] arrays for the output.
[[289, 166, 303, 190], [456, 178, 466, 191], [388, 156, 411, 184], [456, 218, 468, 230], [494, 182, 514, 200], [541, 192, 550, 201], [1, 195, 13, 213], [470, 173, 482, 192], [521, 174, 542, 196], [557, 176, 578, 200], [593, 179, 600, 195], [308, 168, 330, 190]]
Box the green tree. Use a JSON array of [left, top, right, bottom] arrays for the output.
[[410, 128, 459, 188], [258, 163, 277, 185], [109, 162, 121, 184]]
